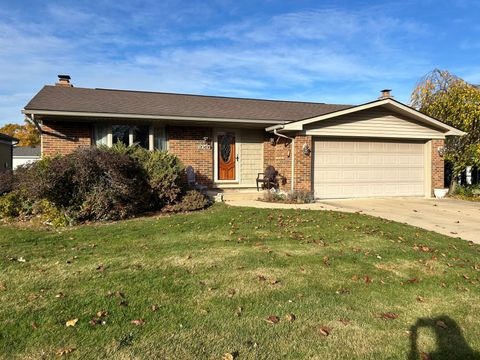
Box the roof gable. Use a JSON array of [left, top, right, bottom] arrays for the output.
[[274, 98, 465, 136]]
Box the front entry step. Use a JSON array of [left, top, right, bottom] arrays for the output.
[[207, 188, 262, 202]]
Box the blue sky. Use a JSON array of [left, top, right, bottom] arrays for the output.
[[0, 0, 479, 126]]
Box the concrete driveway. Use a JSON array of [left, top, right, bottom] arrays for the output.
[[320, 198, 480, 243]]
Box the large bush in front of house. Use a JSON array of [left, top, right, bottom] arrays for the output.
[[0, 144, 208, 226], [14, 147, 151, 222], [106, 143, 185, 207]]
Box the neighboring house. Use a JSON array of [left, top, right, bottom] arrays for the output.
[[12, 146, 41, 169], [22, 76, 464, 199], [0, 133, 18, 172]]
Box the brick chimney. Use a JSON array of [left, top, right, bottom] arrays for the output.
[[379, 89, 393, 99], [56, 74, 72, 87]]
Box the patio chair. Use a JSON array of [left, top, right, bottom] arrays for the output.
[[256, 165, 278, 191], [186, 166, 208, 194]]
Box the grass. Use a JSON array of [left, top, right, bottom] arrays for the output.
[[1, 204, 479, 359]]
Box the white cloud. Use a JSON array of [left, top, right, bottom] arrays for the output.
[[0, 3, 435, 124]]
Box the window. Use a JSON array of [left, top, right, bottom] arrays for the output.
[[154, 127, 167, 150], [132, 125, 149, 149], [112, 125, 130, 145], [94, 124, 167, 150], [94, 124, 109, 146]]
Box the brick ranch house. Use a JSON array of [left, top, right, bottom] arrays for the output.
[[22, 76, 464, 199]]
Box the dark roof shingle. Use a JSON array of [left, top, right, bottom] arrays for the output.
[[24, 86, 352, 122]]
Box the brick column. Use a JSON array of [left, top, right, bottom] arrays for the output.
[[294, 135, 312, 191], [431, 139, 445, 191]]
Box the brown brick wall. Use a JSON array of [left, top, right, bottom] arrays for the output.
[[263, 134, 313, 192], [263, 135, 292, 190], [42, 120, 92, 157], [431, 139, 445, 191], [167, 126, 213, 186], [293, 135, 312, 191]]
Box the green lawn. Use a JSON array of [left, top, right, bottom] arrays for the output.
[[1, 204, 479, 359]]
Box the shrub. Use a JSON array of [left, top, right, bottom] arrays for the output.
[[107, 144, 185, 206], [0, 191, 25, 218], [0, 170, 13, 194], [31, 199, 70, 227], [262, 189, 314, 204], [164, 190, 210, 212], [287, 190, 315, 203], [15, 147, 152, 222], [453, 184, 480, 199]]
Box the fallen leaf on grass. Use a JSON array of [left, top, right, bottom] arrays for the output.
[[420, 352, 432, 360], [131, 319, 145, 326], [56, 347, 75, 356], [257, 275, 266, 282], [319, 326, 331, 336], [235, 307, 243, 317], [227, 288, 236, 297], [416, 296, 425, 302], [364, 275, 373, 284], [380, 313, 399, 320], [401, 278, 419, 285], [436, 320, 448, 329], [31, 322, 39, 330], [223, 352, 238, 360], [151, 304, 159, 312], [285, 313, 296, 322], [269, 278, 279, 285], [55, 292, 65, 298], [96, 264, 106, 272], [96, 310, 108, 318], [339, 319, 350, 325], [66, 319, 78, 327], [265, 315, 280, 324]]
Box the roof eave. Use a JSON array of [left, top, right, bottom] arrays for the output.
[[22, 108, 287, 126]]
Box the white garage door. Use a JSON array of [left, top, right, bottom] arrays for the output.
[[313, 138, 425, 199]]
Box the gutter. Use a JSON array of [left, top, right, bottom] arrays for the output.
[[270, 128, 295, 192]]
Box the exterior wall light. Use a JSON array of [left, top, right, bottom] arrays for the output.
[[302, 143, 311, 155], [437, 146, 445, 157]]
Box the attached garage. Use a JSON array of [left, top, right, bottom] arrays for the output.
[[266, 97, 465, 199], [313, 138, 426, 199]]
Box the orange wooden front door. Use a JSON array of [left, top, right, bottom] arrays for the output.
[[218, 133, 236, 180]]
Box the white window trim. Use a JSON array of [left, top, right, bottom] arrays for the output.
[[94, 123, 167, 150]]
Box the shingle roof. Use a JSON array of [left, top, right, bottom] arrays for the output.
[[24, 86, 352, 122], [13, 146, 41, 157], [0, 133, 18, 143]]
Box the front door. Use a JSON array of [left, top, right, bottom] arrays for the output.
[[218, 132, 236, 180]]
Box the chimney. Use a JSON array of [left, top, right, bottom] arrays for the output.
[[56, 74, 72, 87], [379, 89, 392, 99]]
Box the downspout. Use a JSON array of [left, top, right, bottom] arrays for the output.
[[273, 129, 295, 192], [25, 113, 43, 157]]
